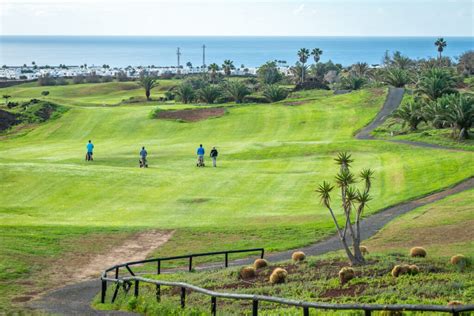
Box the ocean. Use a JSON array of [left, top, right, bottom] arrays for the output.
[[0, 36, 472, 68]]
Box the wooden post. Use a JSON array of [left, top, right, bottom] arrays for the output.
[[101, 279, 107, 303], [261, 249, 265, 259], [211, 296, 217, 316], [156, 284, 161, 302], [225, 253, 228, 267], [134, 280, 139, 297], [157, 260, 161, 275], [189, 256, 193, 272], [115, 267, 119, 279], [303, 307, 309, 316], [252, 300, 258, 316], [180, 287, 186, 308], [364, 310, 371, 316], [111, 283, 120, 303]]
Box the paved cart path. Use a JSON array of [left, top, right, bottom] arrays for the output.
[[28, 88, 474, 315]]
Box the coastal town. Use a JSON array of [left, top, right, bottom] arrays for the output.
[[0, 63, 270, 81]]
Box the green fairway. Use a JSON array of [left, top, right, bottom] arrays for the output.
[[367, 188, 474, 257], [1, 83, 473, 311], [0, 80, 179, 107]]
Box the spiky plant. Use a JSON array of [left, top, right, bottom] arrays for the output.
[[175, 83, 195, 104], [263, 85, 288, 102], [197, 85, 221, 104], [442, 94, 474, 140], [384, 67, 412, 88], [222, 80, 250, 103], [392, 99, 425, 131], [415, 67, 457, 101], [316, 153, 374, 265]]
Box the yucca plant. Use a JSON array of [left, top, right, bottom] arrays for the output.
[[316, 153, 374, 266], [197, 85, 221, 104], [222, 80, 250, 103], [263, 85, 288, 102], [175, 83, 195, 104]]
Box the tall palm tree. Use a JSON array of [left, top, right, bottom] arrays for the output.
[[222, 60, 235, 76], [434, 38, 447, 59], [138, 76, 158, 101], [297, 48, 310, 83], [208, 63, 220, 83], [311, 48, 323, 63]]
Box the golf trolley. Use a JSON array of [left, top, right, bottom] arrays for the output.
[[196, 156, 205, 167], [139, 157, 148, 168], [85, 152, 93, 161]]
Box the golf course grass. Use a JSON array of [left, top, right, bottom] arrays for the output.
[[1, 81, 473, 312]]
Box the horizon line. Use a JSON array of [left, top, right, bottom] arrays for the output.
[[1, 34, 473, 38]]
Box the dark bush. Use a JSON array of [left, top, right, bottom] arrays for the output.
[[243, 95, 270, 104]]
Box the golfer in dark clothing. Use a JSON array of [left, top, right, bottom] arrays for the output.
[[210, 147, 218, 167], [140, 146, 148, 168]]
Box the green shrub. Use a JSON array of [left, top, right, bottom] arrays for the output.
[[263, 84, 289, 102]]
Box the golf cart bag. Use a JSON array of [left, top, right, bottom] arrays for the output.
[[139, 157, 148, 168], [85, 152, 93, 161], [196, 156, 205, 167]]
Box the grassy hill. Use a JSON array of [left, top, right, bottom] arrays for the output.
[[0, 82, 473, 311], [96, 190, 474, 315]]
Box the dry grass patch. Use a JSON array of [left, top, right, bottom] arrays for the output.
[[156, 107, 225, 122]]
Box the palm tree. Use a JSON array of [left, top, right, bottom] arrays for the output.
[[175, 83, 195, 104], [138, 76, 158, 101], [415, 68, 457, 101], [263, 85, 288, 102], [311, 48, 323, 63], [351, 62, 370, 77], [392, 99, 425, 131], [434, 38, 447, 59], [2, 95, 11, 105], [297, 48, 310, 82], [384, 68, 412, 88], [222, 60, 235, 76], [222, 80, 250, 103], [197, 85, 221, 104], [208, 63, 220, 83], [290, 62, 308, 84], [441, 94, 473, 140]]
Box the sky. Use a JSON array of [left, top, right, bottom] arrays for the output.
[[0, 0, 473, 36]]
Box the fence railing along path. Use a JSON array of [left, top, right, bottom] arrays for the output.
[[100, 248, 473, 315]]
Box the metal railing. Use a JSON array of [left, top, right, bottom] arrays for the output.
[[100, 248, 474, 315], [100, 248, 264, 303]]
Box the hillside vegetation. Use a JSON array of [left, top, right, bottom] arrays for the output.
[[0, 82, 473, 312]]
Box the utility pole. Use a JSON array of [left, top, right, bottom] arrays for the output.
[[202, 44, 206, 70], [177, 47, 181, 74]]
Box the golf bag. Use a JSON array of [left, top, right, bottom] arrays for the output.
[[196, 156, 205, 167], [139, 157, 148, 168]]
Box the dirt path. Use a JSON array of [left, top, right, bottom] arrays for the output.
[[27, 230, 174, 315]]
